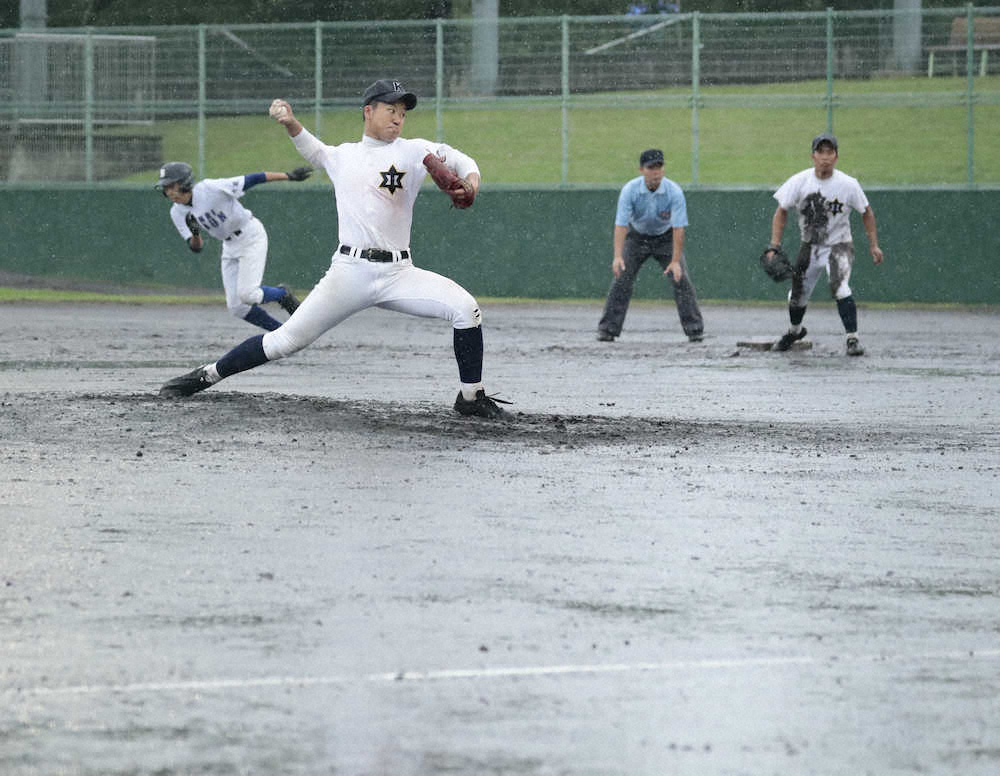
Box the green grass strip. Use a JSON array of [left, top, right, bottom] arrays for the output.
[[2, 287, 994, 313]]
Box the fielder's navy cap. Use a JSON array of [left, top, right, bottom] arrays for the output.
[[362, 79, 417, 110], [812, 132, 838, 152], [639, 148, 664, 167]]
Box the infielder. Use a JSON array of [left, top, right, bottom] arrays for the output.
[[597, 148, 704, 343], [160, 79, 508, 420], [764, 133, 884, 355], [156, 162, 311, 331]]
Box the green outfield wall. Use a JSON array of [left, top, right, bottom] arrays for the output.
[[1, 188, 997, 305]]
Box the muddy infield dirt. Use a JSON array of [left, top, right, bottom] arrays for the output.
[[2, 300, 999, 775]]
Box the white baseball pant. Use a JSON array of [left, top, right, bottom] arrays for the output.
[[220, 217, 268, 317], [789, 241, 855, 308], [261, 249, 481, 361]]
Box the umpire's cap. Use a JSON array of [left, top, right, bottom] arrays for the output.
[[812, 132, 838, 152], [362, 79, 417, 110], [639, 148, 664, 168], [155, 161, 194, 195]]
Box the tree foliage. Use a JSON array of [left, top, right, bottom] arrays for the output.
[[12, 0, 993, 29], [40, 1, 452, 28]]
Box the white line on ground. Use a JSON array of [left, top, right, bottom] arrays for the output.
[[10, 648, 1000, 698]]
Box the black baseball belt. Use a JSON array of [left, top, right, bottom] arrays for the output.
[[339, 244, 409, 262], [224, 229, 242, 241]]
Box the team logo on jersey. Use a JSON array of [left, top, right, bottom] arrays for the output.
[[828, 198, 845, 215], [379, 164, 406, 194]]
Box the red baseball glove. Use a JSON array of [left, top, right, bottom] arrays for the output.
[[423, 153, 475, 209]]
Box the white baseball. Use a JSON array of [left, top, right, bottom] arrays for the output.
[[269, 100, 288, 120]]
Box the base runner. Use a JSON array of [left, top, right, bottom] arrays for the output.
[[156, 162, 311, 331]]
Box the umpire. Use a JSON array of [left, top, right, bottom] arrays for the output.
[[597, 148, 704, 343]]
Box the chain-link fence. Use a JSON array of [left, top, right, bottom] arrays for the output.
[[1, 7, 998, 185]]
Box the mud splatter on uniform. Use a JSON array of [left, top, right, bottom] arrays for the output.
[[773, 167, 869, 308]]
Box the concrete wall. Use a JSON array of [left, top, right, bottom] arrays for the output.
[[1, 187, 997, 304]]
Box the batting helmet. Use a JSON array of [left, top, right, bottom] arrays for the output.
[[155, 162, 194, 196]]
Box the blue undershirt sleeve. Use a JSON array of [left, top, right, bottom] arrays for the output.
[[243, 172, 267, 190]]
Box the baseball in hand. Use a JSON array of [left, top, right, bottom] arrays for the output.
[[269, 100, 288, 120]]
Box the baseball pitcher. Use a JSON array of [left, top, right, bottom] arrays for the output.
[[160, 79, 509, 420]]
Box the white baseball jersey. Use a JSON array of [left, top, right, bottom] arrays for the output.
[[774, 168, 869, 246], [291, 128, 479, 251], [169, 176, 254, 242]]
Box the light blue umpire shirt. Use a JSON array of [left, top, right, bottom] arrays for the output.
[[614, 175, 688, 237]]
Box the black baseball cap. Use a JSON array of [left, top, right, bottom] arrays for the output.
[[362, 79, 417, 110], [812, 132, 838, 152], [639, 148, 664, 167]]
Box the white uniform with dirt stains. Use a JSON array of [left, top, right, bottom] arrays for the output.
[[774, 167, 870, 304]]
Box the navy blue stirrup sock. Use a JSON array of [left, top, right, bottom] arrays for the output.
[[243, 304, 282, 331], [789, 305, 807, 327], [453, 326, 484, 384], [836, 295, 858, 333], [260, 285, 285, 303], [216, 334, 269, 378]]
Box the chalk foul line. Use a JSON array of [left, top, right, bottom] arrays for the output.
[[9, 647, 1000, 698]]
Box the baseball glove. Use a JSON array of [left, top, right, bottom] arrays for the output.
[[185, 212, 201, 236], [286, 166, 312, 182], [422, 153, 475, 209], [760, 247, 794, 282]]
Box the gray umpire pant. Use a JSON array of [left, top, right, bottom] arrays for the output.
[[598, 227, 704, 339]]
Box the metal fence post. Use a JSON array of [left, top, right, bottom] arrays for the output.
[[436, 19, 444, 142], [966, 2, 975, 184], [691, 12, 700, 186], [561, 16, 570, 186], [315, 21, 323, 138], [84, 29, 94, 183], [198, 24, 206, 179], [826, 7, 834, 132]]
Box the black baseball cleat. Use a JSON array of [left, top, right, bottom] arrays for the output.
[[277, 284, 301, 315], [846, 335, 865, 356], [687, 332, 704, 342], [454, 389, 512, 420], [160, 366, 213, 398], [596, 331, 616, 342], [774, 327, 807, 352]]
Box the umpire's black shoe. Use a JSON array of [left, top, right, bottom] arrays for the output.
[[160, 366, 213, 398], [277, 284, 300, 315], [774, 327, 807, 352], [454, 389, 511, 420]]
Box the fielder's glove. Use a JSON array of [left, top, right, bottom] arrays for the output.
[[286, 166, 312, 182], [760, 246, 794, 282], [185, 211, 201, 237], [423, 153, 475, 209]]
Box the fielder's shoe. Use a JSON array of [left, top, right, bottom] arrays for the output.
[[160, 366, 213, 398], [688, 332, 704, 342], [774, 327, 807, 352], [277, 284, 301, 315], [846, 335, 865, 357], [597, 331, 616, 342], [454, 389, 511, 420]]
